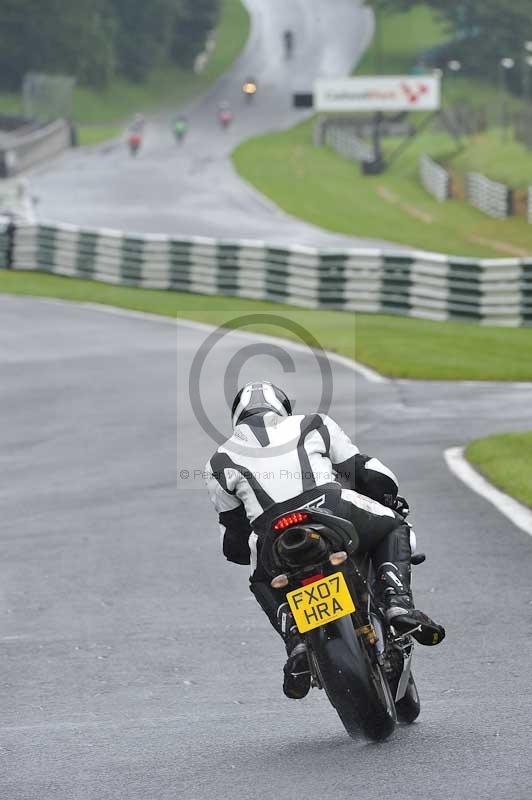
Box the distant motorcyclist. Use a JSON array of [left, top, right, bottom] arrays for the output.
[[127, 113, 145, 156], [127, 133, 141, 156], [242, 77, 258, 102], [173, 115, 188, 144], [218, 101, 233, 129], [283, 29, 294, 58], [130, 113, 145, 134], [205, 382, 445, 700]]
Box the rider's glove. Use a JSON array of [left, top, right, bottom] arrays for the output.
[[394, 495, 410, 518]]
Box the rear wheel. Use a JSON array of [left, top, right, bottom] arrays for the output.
[[309, 617, 396, 741], [395, 674, 421, 724]]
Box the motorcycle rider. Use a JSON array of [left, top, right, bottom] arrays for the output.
[[205, 381, 445, 700], [242, 76, 257, 101], [217, 101, 233, 128], [283, 29, 294, 58], [127, 112, 145, 155], [173, 114, 188, 143], [130, 113, 145, 134]]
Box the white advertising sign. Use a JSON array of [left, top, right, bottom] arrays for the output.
[[315, 76, 441, 112]]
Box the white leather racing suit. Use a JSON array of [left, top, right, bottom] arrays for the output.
[[205, 412, 403, 569]]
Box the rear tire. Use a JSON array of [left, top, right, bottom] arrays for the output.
[[310, 617, 396, 741], [395, 674, 420, 724]]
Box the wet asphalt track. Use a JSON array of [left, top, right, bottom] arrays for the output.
[[26, 0, 404, 248], [2, 294, 532, 799], [5, 0, 532, 795]]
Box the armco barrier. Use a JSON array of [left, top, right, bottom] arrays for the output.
[[466, 172, 513, 219], [4, 219, 532, 326], [419, 155, 451, 202], [0, 114, 37, 134], [0, 119, 70, 177]]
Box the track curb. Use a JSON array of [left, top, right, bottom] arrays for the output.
[[444, 445, 532, 537]]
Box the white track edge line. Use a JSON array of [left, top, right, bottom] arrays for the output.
[[444, 446, 532, 537], [79, 301, 388, 384], [16, 299, 532, 387]]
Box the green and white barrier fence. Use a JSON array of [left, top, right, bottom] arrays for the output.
[[2, 218, 532, 326]]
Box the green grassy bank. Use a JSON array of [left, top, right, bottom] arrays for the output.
[[233, 119, 532, 258]]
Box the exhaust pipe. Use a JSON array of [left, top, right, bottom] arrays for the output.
[[276, 527, 328, 567]]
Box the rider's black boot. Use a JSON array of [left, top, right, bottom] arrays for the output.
[[372, 521, 445, 646], [278, 604, 311, 700], [378, 562, 445, 646], [250, 580, 310, 699]]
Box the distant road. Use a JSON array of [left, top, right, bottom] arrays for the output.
[[26, 0, 404, 248]]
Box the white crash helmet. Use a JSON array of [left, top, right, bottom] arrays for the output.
[[231, 381, 292, 429]]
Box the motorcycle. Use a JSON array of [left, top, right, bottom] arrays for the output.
[[258, 484, 422, 741], [242, 79, 257, 103], [218, 108, 233, 129], [128, 133, 142, 156], [174, 119, 188, 144], [283, 30, 294, 59]]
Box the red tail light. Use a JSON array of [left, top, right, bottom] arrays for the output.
[[273, 511, 310, 531], [301, 573, 324, 586]]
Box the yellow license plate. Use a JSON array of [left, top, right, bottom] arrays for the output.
[[286, 572, 356, 633]]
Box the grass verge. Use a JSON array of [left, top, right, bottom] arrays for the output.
[[380, 128, 532, 193], [466, 433, 532, 507], [0, 0, 249, 129], [442, 130, 532, 190], [77, 125, 122, 147], [233, 118, 532, 257], [1, 270, 531, 381]]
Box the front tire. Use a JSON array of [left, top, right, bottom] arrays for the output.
[[309, 617, 396, 741]]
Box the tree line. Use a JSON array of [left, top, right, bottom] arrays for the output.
[[376, 0, 532, 88], [0, 0, 220, 91]]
